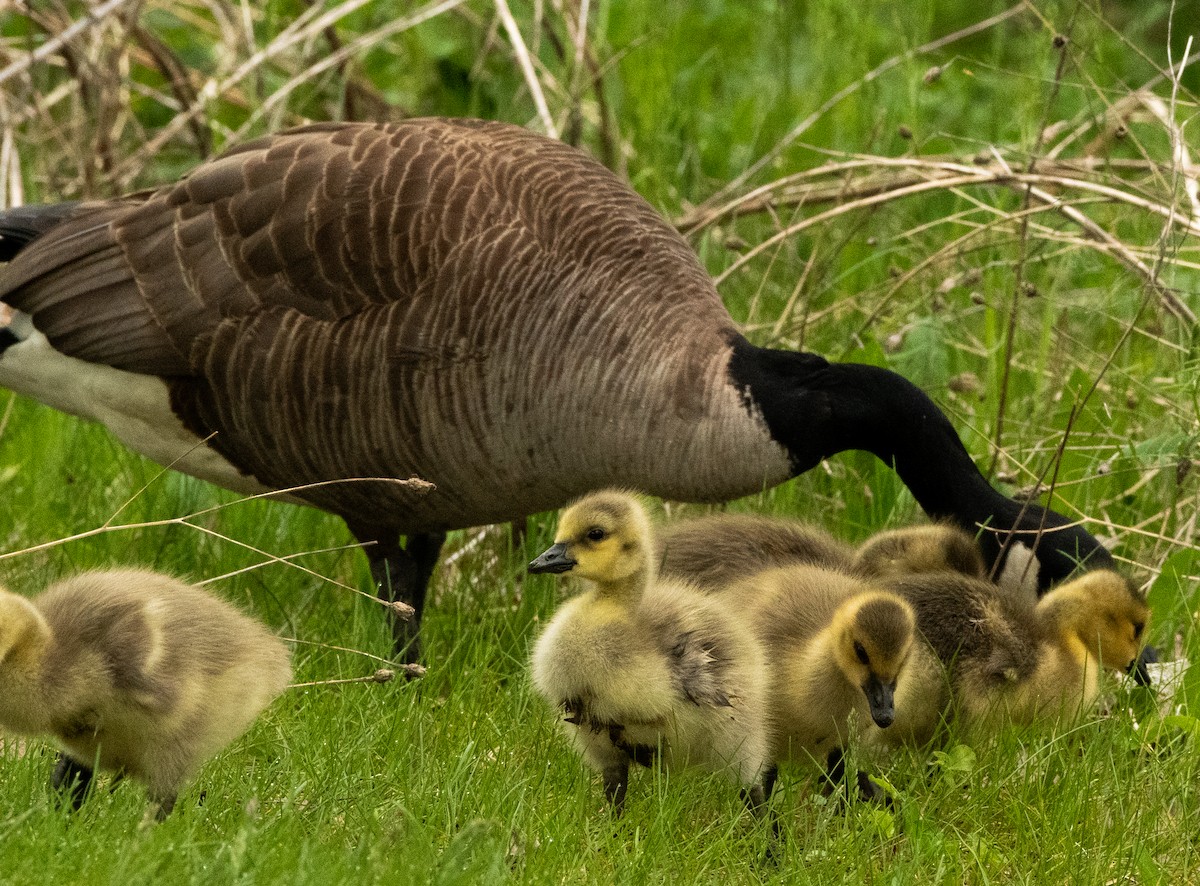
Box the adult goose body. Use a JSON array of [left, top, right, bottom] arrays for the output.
[[0, 118, 1109, 654]]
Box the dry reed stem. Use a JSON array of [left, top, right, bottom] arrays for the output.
[[0, 476, 432, 615], [0, 0, 140, 88], [289, 665, 426, 689], [110, 0, 467, 181], [494, 0, 558, 137], [703, 156, 1198, 322], [230, 0, 470, 141]]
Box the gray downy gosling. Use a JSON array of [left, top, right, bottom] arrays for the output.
[[528, 490, 772, 817], [0, 569, 292, 819], [656, 513, 854, 591]]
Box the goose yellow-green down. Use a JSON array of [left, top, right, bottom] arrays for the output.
[[528, 490, 770, 814], [0, 569, 292, 819]]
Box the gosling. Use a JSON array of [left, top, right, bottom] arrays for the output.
[[878, 569, 1148, 740], [1012, 569, 1148, 726], [0, 569, 292, 819], [853, 523, 986, 581], [725, 564, 919, 795], [656, 513, 854, 591], [528, 490, 771, 815]]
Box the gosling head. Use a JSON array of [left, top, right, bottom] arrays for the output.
[[0, 588, 51, 669], [528, 490, 653, 590], [830, 591, 916, 729], [1043, 570, 1149, 671], [855, 524, 986, 580]]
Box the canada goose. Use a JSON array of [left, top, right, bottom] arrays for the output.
[[0, 569, 292, 819], [722, 564, 919, 794], [0, 118, 1112, 659], [874, 569, 1147, 743], [528, 491, 771, 816], [656, 513, 854, 591]]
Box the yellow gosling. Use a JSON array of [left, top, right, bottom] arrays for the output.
[[528, 491, 771, 816]]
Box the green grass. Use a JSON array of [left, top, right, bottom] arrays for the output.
[[2, 0, 1199, 882]]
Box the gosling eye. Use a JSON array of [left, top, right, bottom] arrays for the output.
[[853, 641, 870, 665], [1132, 621, 1145, 639], [585, 527, 606, 543]]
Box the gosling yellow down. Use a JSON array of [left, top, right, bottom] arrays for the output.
[[528, 491, 771, 815]]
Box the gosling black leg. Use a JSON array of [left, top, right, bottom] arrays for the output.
[[855, 771, 893, 806], [602, 759, 630, 814], [151, 793, 177, 821], [821, 747, 893, 807], [741, 783, 767, 814], [50, 754, 94, 811], [741, 779, 783, 863], [821, 747, 847, 797], [351, 524, 446, 663]]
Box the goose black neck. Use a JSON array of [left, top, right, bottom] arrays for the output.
[[727, 337, 1112, 588]]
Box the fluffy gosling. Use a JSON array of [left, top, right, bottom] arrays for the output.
[[853, 523, 986, 581], [877, 568, 1148, 741], [528, 490, 771, 815], [1013, 569, 1148, 726], [0, 569, 292, 819], [656, 513, 854, 591], [725, 564, 919, 794]]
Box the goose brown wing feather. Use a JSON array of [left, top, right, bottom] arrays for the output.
[[1, 119, 730, 370], [2, 120, 755, 526]]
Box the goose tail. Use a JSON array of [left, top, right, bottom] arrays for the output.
[[1, 203, 81, 354]]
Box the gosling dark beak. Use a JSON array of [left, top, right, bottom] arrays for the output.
[[529, 542, 577, 574], [862, 674, 896, 728]]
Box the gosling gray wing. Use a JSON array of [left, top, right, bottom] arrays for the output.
[[37, 591, 178, 716], [666, 628, 734, 708], [639, 592, 740, 709]]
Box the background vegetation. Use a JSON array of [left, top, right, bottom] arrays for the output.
[[0, 0, 1197, 882]]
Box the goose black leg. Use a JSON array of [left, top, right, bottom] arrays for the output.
[[51, 754, 94, 811], [351, 524, 447, 663], [762, 764, 779, 801]]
